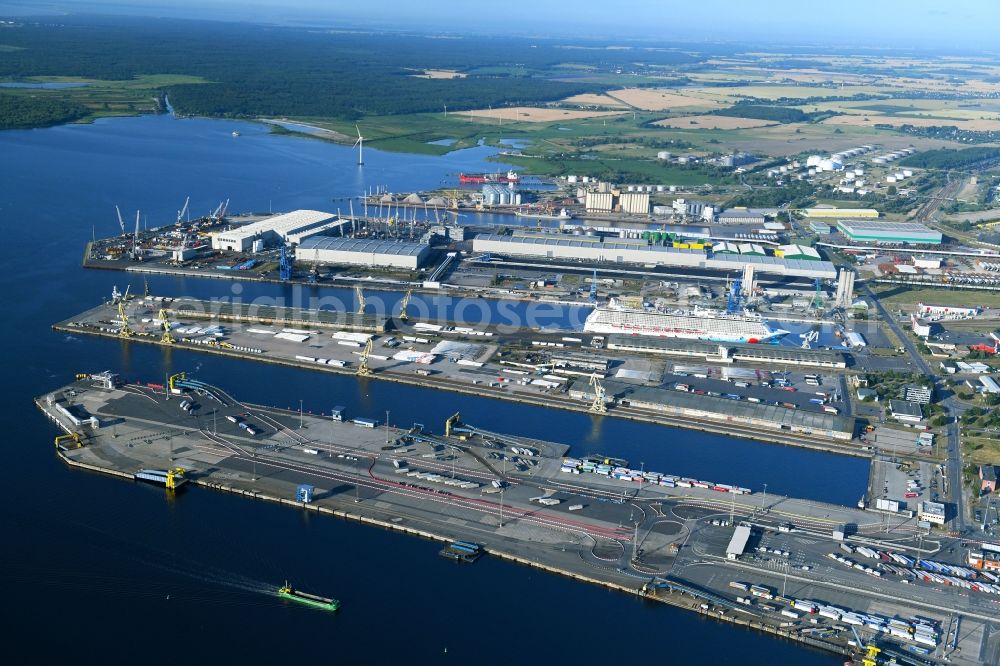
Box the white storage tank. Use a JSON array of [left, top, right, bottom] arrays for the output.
[[657, 151, 671, 160], [252, 239, 265, 253], [567, 175, 578, 183]]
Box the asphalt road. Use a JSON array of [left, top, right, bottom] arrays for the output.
[[865, 284, 966, 533]]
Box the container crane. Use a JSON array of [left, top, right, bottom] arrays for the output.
[[589, 269, 598, 303], [398, 289, 412, 321], [158, 308, 175, 344], [356, 338, 373, 377], [355, 286, 366, 315], [588, 373, 607, 414]]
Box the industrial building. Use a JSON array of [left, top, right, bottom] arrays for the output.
[[836, 220, 943, 245], [889, 399, 924, 424], [804, 208, 879, 218], [619, 191, 650, 215], [716, 210, 765, 225], [917, 303, 980, 318], [918, 501, 946, 526], [605, 334, 847, 368], [211, 210, 338, 252], [775, 244, 822, 261], [296, 237, 431, 270], [472, 233, 837, 279], [568, 378, 855, 440], [809, 221, 834, 234], [903, 384, 933, 405], [585, 191, 614, 212], [726, 525, 752, 560]]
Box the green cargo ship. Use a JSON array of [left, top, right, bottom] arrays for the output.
[[278, 582, 340, 611]]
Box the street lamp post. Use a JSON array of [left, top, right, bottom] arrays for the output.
[[761, 483, 768, 514], [299, 399, 304, 429]]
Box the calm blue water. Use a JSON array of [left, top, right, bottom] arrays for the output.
[[1, 113, 849, 664]]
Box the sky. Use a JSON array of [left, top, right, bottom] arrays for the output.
[[2, 0, 998, 49]]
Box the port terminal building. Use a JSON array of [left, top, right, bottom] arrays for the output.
[[211, 210, 340, 252], [569, 378, 855, 440], [836, 220, 943, 245], [605, 335, 847, 369], [472, 233, 836, 279], [297, 237, 431, 270]]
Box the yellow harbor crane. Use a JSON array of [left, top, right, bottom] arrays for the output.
[[355, 286, 366, 315], [168, 372, 186, 392], [54, 432, 82, 449], [165, 467, 185, 490], [444, 412, 461, 437], [398, 289, 412, 321], [356, 338, 373, 377], [117, 299, 135, 338], [588, 373, 607, 414], [158, 308, 175, 344]]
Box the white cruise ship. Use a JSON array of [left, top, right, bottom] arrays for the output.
[[584, 299, 787, 344]]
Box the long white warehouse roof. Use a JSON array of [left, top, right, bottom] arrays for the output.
[[298, 237, 429, 257], [726, 524, 752, 558], [215, 210, 335, 242]]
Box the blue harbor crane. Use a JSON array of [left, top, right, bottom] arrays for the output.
[[589, 269, 598, 303], [279, 244, 292, 281], [726, 277, 743, 314]]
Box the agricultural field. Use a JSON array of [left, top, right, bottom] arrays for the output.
[[602, 87, 722, 111], [653, 115, 776, 130], [457, 106, 626, 123], [561, 93, 628, 108], [409, 69, 466, 79]]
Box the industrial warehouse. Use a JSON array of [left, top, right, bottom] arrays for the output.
[[472, 233, 836, 278], [568, 378, 856, 440], [210, 209, 343, 252], [836, 220, 943, 245], [296, 237, 431, 270]]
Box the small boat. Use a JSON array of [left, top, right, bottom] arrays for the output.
[[277, 582, 340, 611], [231, 130, 241, 137]]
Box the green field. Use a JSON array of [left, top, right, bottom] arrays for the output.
[[873, 285, 1000, 309]]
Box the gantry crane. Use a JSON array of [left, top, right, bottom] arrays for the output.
[[158, 308, 175, 344], [589, 373, 607, 414], [356, 338, 373, 377], [355, 286, 366, 315], [398, 289, 412, 321]]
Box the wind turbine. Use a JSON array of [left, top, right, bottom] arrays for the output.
[[354, 124, 365, 165]]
